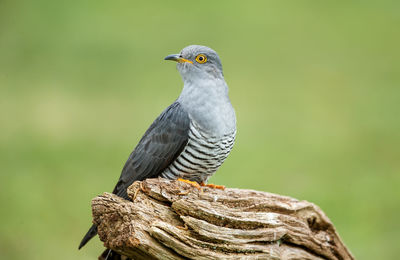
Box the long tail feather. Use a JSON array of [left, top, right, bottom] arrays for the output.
[[78, 224, 98, 249]]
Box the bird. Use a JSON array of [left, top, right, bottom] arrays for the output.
[[78, 45, 236, 257]]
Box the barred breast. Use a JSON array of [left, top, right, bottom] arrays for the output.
[[161, 121, 236, 183]]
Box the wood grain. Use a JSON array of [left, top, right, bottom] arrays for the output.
[[92, 178, 354, 260]]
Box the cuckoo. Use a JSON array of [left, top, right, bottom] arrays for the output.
[[78, 45, 237, 256]]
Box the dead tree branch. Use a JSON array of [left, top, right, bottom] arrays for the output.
[[92, 178, 354, 260]]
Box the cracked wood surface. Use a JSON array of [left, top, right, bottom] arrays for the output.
[[92, 178, 354, 260]]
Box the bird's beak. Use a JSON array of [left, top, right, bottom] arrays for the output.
[[164, 54, 193, 64]]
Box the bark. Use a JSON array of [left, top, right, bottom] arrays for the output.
[[91, 178, 354, 260]]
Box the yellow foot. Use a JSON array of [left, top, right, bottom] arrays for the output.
[[201, 182, 225, 190], [177, 178, 201, 190]]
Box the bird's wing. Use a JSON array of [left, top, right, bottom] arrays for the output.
[[112, 101, 190, 200], [79, 102, 190, 250]]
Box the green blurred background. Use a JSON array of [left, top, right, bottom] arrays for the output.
[[1, 1, 399, 259]]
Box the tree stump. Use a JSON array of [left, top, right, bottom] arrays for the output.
[[91, 178, 354, 260]]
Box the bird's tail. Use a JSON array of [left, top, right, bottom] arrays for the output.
[[99, 249, 131, 260], [78, 224, 98, 249]]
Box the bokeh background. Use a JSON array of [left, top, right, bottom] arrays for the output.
[[1, 1, 399, 259]]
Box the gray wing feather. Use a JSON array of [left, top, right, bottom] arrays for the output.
[[79, 102, 190, 250], [112, 102, 190, 199]]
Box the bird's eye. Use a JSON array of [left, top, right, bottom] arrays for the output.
[[195, 54, 207, 64]]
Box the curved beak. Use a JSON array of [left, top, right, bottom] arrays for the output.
[[164, 54, 193, 64]]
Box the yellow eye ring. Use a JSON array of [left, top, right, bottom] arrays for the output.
[[195, 54, 207, 64]]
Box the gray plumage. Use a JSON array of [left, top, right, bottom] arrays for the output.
[[161, 120, 235, 183], [79, 45, 236, 252], [113, 102, 191, 200]]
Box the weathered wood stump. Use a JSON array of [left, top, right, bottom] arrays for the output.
[[92, 178, 354, 260]]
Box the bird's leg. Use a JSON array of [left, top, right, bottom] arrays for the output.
[[200, 182, 225, 190], [177, 178, 201, 190]]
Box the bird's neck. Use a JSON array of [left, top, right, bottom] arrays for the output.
[[177, 78, 236, 137]]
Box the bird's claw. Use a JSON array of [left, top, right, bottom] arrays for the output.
[[200, 182, 225, 190], [177, 178, 201, 190]]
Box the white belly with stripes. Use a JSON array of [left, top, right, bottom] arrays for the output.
[[161, 121, 236, 183]]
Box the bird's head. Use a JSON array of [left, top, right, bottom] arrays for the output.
[[164, 45, 224, 82]]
